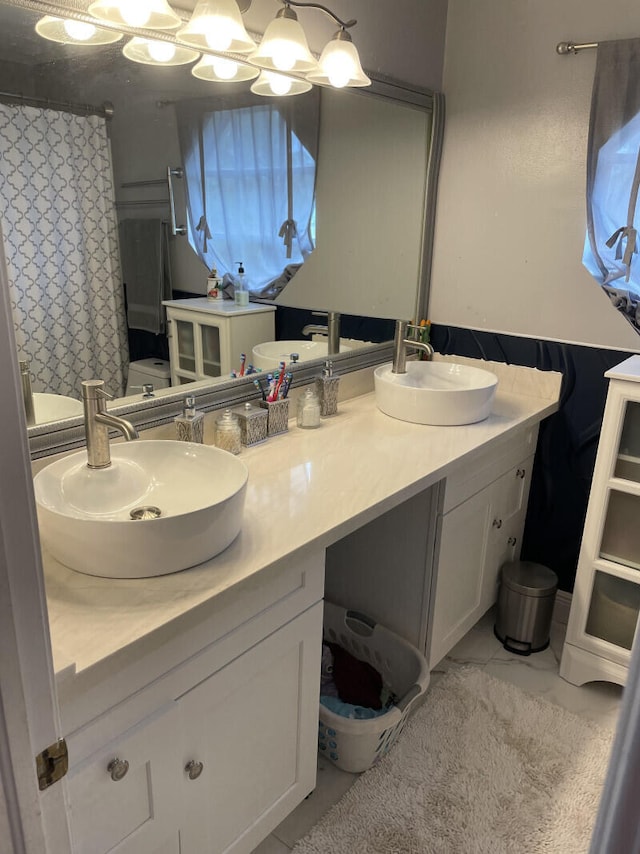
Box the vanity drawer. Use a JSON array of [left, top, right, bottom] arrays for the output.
[[443, 425, 538, 513]]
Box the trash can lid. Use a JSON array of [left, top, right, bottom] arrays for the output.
[[501, 561, 558, 597]]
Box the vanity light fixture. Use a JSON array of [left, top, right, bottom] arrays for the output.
[[192, 54, 259, 82], [35, 15, 124, 45], [88, 0, 181, 30], [123, 37, 200, 66], [178, 0, 256, 54], [307, 27, 370, 88], [249, 2, 317, 74], [250, 69, 312, 97]]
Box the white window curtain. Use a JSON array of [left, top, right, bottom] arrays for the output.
[[0, 103, 128, 398], [176, 89, 319, 299], [584, 39, 640, 334]]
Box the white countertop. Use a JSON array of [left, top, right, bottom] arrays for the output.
[[162, 297, 276, 317], [42, 360, 561, 683]]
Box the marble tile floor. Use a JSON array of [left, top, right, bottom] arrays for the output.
[[251, 610, 623, 854]]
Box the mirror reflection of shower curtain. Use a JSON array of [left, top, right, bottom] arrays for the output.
[[0, 103, 129, 398]]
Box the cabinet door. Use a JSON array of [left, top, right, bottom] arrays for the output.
[[563, 389, 640, 684], [429, 456, 534, 669], [481, 457, 533, 611], [66, 704, 181, 854], [178, 603, 322, 854], [429, 485, 493, 668]]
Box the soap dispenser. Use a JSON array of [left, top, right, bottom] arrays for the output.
[[315, 360, 340, 417], [234, 262, 249, 307], [175, 396, 204, 443]]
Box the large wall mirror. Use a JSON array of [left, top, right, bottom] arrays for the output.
[[0, 0, 443, 455]]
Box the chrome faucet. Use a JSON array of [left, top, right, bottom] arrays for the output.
[[82, 380, 139, 469], [391, 320, 434, 374], [302, 311, 341, 355], [19, 359, 35, 426]]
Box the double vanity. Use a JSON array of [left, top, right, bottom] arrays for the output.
[[35, 356, 561, 854]]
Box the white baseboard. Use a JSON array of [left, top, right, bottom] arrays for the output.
[[553, 590, 572, 626]]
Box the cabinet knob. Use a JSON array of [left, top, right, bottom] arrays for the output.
[[185, 760, 204, 780], [516, 468, 526, 479], [492, 518, 503, 529], [507, 536, 517, 547], [107, 758, 129, 782]]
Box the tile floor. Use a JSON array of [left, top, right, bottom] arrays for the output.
[[252, 610, 623, 854]]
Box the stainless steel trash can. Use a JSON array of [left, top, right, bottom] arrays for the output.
[[494, 561, 558, 655]]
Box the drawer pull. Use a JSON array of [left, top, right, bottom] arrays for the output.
[[507, 536, 517, 547], [492, 518, 503, 529], [107, 758, 129, 782], [185, 760, 204, 780], [516, 468, 526, 479]]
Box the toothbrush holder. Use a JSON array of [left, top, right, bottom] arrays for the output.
[[260, 398, 290, 436]]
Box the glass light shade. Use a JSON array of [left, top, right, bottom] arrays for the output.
[[88, 0, 181, 30], [192, 54, 258, 82], [250, 70, 312, 98], [178, 0, 256, 54], [307, 34, 371, 88], [250, 12, 318, 74], [35, 15, 123, 45], [123, 37, 199, 65]]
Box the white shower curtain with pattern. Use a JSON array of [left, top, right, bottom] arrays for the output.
[[0, 103, 128, 399]]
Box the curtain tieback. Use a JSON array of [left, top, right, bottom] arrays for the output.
[[279, 218, 298, 259], [196, 215, 212, 251], [606, 225, 638, 275]]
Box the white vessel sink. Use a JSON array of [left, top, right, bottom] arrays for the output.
[[33, 440, 248, 578], [252, 340, 351, 370], [374, 361, 498, 426], [33, 393, 84, 424]]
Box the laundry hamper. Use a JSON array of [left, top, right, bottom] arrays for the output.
[[319, 601, 430, 773]]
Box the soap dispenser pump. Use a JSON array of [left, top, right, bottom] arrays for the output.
[[234, 261, 249, 307], [175, 396, 204, 443]]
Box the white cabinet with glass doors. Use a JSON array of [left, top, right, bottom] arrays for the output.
[[561, 356, 640, 687], [163, 298, 275, 386]]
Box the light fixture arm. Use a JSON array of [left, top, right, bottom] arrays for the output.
[[281, 0, 357, 31]]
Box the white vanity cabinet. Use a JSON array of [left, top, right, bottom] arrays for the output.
[[428, 427, 537, 668], [163, 298, 275, 386], [178, 605, 321, 854], [561, 356, 640, 687], [60, 550, 324, 854]]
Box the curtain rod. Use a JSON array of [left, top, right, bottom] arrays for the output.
[[0, 90, 114, 118], [556, 42, 599, 55]]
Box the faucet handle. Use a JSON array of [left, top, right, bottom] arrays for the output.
[[81, 380, 113, 401]]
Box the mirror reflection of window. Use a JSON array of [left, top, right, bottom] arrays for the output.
[[177, 90, 320, 299]]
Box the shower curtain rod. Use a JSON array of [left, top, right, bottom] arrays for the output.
[[556, 41, 599, 55], [0, 90, 114, 118]]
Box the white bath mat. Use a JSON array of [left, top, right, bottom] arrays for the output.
[[292, 667, 614, 854]]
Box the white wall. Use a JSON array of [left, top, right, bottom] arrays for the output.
[[277, 91, 430, 319], [430, 0, 640, 351]]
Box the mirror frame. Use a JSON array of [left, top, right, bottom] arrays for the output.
[[1, 1, 444, 457]]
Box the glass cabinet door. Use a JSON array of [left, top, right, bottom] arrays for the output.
[[585, 571, 640, 649], [175, 320, 196, 374], [200, 326, 222, 377], [614, 400, 640, 482]]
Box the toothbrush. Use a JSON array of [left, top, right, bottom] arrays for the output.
[[253, 378, 267, 401], [239, 353, 246, 377], [273, 361, 286, 400]]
